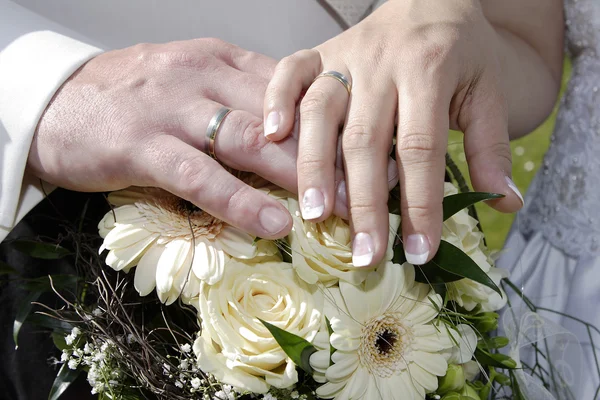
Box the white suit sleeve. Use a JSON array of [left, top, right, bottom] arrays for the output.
[[0, 0, 103, 242]]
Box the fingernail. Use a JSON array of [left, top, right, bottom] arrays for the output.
[[264, 111, 280, 137], [352, 232, 374, 267], [334, 181, 349, 219], [404, 234, 430, 265], [336, 180, 348, 207], [301, 188, 325, 220], [258, 206, 289, 235], [505, 176, 524, 206]]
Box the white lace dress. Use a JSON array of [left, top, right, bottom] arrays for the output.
[[497, 0, 600, 398]]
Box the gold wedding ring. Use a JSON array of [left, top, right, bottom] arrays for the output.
[[313, 70, 352, 94], [206, 107, 232, 160]]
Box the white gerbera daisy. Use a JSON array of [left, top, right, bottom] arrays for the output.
[[312, 262, 453, 400], [98, 187, 261, 304]]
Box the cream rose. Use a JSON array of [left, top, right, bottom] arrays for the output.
[[442, 183, 508, 311], [193, 259, 323, 394], [286, 197, 401, 286]]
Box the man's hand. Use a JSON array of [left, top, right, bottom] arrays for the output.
[[29, 39, 303, 239]]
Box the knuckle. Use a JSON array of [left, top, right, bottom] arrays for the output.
[[176, 155, 210, 197], [349, 202, 380, 216], [400, 200, 442, 220], [396, 129, 441, 156], [342, 123, 378, 153], [408, 38, 454, 73], [237, 118, 268, 156], [469, 141, 512, 166], [197, 37, 227, 48], [299, 90, 330, 116], [158, 49, 215, 71], [225, 184, 255, 217], [277, 54, 300, 73], [297, 156, 329, 175]]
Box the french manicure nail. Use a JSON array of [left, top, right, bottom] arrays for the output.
[[258, 206, 289, 235], [301, 188, 325, 220], [336, 180, 348, 207], [505, 176, 524, 206], [404, 234, 430, 265], [352, 232, 374, 267], [264, 111, 280, 137], [334, 181, 349, 219]]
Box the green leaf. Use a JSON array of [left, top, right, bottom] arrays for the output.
[[414, 240, 502, 296], [443, 192, 504, 221], [48, 364, 81, 400], [12, 240, 71, 259], [13, 290, 42, 348], [325, 317, 335, 365], [28, 314, 73, 333], [509, 370, 527, 400], [52, 332, 69, 352], [474, 348, 517, 369], [259, 319, 316, 374], [24, 274, 80, 292], [481, 336, 510, 350], [0, 261, 18, 276]]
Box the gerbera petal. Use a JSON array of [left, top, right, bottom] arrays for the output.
[[104, 234, 158, 271], [191, 240, 212, 280], [217, 226, 257, 259], [330, 333, 360, 352], [316, 380, 347, 399], [134, 244, 164, 296], [411, 351, 448, 377], [310, 349, 331, 371], [408, 363, 439, 392], [341, 367, 370, 399], [100, 224, 152, 252], [404, 294, 442, 325], [338, 280, 370, 322], [400, 371, 426, 399], [361, 263, 401, 320], [156, 239, 191, 293], [325, 352, 359, 382], [192, 240, 226, 285]]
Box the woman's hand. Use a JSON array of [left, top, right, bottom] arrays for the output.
[[27, 39, 322, 240], [264, 0, 562, 267]]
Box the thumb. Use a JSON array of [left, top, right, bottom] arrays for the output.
[[460, 75, 524, 212]]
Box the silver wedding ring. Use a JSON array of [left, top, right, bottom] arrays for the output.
[[313, 70, 352, 94], [206, 107, 232, 160]]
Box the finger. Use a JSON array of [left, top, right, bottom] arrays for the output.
[[228, 48, 278, 81], [461, 75, 523, 212], [176, 100, 298, 191], [190, 38, 277, 80], [263, 49, 322, 140], [177, 100, 352, 201], [202, 66, 270, 117], [135, 135, 292, 239], [297, 68, 351, 222], [396, 82, 451, 265], [332, 157, 400, 221], [342, 82, 397, 268]]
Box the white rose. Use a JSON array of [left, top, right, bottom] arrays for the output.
[[286, 197, 401, 286], [442, 183, 508, 311], [193, 259, 323, 394]]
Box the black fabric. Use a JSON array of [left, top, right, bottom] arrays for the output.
[[0, 190, 109, 400]]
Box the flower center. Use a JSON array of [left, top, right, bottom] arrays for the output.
[[358, 314, 412, 378], [375, 329, 397, 355], [138, 193, 224, 240], [178, 200, 201, 214]]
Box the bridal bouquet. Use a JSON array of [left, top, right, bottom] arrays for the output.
[[13, 163, 585, 400]]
